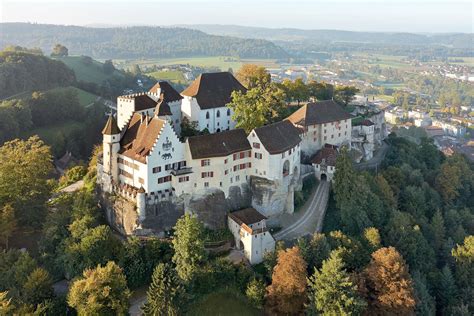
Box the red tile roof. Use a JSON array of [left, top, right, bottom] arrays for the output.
[[311, 144, 339, 166], [229, 208, 267, 226], [102, 114, 120, 135]]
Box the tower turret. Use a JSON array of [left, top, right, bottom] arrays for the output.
[[102, 114, 121, 182]]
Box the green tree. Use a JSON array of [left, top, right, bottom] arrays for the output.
[[103, 59, 115, 75], [430, 210, 446, 252], [67, 261, 130, 316], [451, 235, 474, 288], [307, 249, 367, 316], [334, 86, 359, 107], [22, 268, 54, 305], [412, 271, 436, 316], [245, 278, 266, 309], [228, 83, 287, 133], [298, 233, 331, 273], [171, 214, 205, 282], [307, 80, 334, 100], [363, 227, 381, 252], [51, 44, 68, 57], [437, 266, 457, 313], [281, 78, 310, 105], [0, 136, 53, 226], [141, 263, 185, 316], [0, 204, 16, 249]]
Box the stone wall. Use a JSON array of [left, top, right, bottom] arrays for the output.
[[250, 176, 296, 217]]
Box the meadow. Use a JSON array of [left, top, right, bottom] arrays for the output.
[[55, 56, 125, 84]]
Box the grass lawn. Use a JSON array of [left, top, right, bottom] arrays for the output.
[[25, 120, 83, 144], [147, 70, 186, 83], [188, 289, 261, 316], [55, 56, 124, 84], [116, 56, 279, 71], [49, 86, 98, 107]]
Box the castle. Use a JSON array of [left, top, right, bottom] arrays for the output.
[[97, 72, 353, 240]]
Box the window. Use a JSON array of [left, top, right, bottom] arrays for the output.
[[204, 182, 209, 187], [227, 109, 231, 116], [225, 170, 229, 175], [216, 110, 220, 118], [254, 153, 262, 159], [119, 169, 132, 179], [224, 159, 228, 164], [152, 166, 161, 173], [236, 175, 240, 181], [178, 176, 189, 182], [201, 171, 214, 178], [219, 182, 222, 187], [158, 176, 171, 184], [338, 133, 341, 137], [201, 159, 210, 166], [206, 112, 210, 119], [253, 142, 260, 149], [331, 134, 334, 139], [118, 157, 124, 164], [165, 164, 173, 171], [324, 129, 327, 134], [324, 136, 327, 141]]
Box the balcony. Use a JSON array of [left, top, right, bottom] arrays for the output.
[[170, 167, 193, 176]]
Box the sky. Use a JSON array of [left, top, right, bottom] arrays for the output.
[[1, 0, 473, 33]]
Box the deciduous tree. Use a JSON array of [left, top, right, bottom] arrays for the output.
[[246, 278, 266, 309], [22, 268, 54, 305], [364, 247, 415, 315], [266, 246, 307, 315], [67, 261, 130, 316], [235, 64, 271, 89], [0, 204, 16, 249]]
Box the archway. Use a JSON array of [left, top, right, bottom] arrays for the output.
[[320, 173, 327, 181], [216, 128, 221, 133], [282, 160, 290, 176], [239, 240, 244, 250]]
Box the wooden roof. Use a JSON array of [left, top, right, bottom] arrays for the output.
[[311, 144, 339, 166], [181, 72, 246, 109], [102, 114, 120, 135], [287, 100, 353, 126], [149, 81, 183, 103], [119, 113, 165, 163], [188, 129, 251, 159], [253, 120, 301, 154], [229, 208, 267, 226]]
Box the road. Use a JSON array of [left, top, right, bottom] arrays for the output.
[[274, 180, 330, 241]]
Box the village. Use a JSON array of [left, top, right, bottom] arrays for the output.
[[97, 71, 387, 264]]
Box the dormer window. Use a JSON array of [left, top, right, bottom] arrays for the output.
[[216, 110, 220, 118], [227, 109, 231, 116]]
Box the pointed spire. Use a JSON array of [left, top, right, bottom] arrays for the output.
[[102, 114, 120, 135], [154, 99, 172, 117]]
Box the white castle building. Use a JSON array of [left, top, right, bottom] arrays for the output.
[[98, 71, 356, 261]]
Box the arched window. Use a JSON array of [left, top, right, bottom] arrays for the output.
[[216, 110, 220, 118], [227, 109, 231, 116], [206, 111, 210, 119]]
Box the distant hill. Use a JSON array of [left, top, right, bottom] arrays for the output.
[[0, 23, 289, 59], [178, 24, 474, 49]]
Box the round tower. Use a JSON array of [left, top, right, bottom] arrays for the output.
[[137, 187, 146, 223], [102, 114, 121, 182]]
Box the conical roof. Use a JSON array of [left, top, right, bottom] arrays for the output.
[[102, 114, 120, 135]]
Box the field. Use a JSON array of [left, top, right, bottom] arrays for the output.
[[55, 56, 124, 84], [115, 56, 280, 72], [448, 57, 474, 66], [49, 86, 98, 107], [147, 70, 186, 83], [188, 289, 261, 316], [25, 120, 83, 145], [352, 53, 413, 69]]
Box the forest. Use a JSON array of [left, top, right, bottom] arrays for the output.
[[0, 133, 472, 315], [0, 23, 289, 59]]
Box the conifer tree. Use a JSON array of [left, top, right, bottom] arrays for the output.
[[430, 209, 446, 251], [171, 214, 205, 282], [307, 249, 367, 315], [412, 271, 436, 316], [437, 265, 457, 313], [364, 247, 415, 315], [141, 263, 185, 316], [266, 246, 307, 315]]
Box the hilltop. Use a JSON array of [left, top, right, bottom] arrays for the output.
[[0, 23, 289, 59]]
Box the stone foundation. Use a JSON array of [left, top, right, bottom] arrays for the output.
[[250, 176, 297, 217]]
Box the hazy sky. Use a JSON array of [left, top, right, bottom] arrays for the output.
[[1, 0, 473, 33]]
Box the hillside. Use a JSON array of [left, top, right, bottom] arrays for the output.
[[55, 56, 125, 84], [179, 24, 474, 49], [0, 23, 289, 59]]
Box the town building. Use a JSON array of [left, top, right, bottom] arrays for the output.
[[311, 144, 339, 182], [286, 100, 352, 159], [228, 208, 275, 264], [181, 72, 246, 133]]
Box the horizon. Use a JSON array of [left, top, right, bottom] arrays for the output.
[[1, 0, 473, 33]]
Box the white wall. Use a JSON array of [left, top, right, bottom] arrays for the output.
[[181, 96, 235, 133]]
